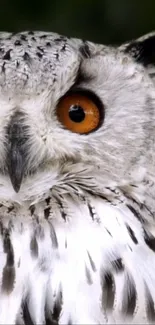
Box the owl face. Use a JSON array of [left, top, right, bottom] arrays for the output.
[[0, 31, 154, 195]]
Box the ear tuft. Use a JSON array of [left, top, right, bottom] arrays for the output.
[[120, 32, 155, 67]]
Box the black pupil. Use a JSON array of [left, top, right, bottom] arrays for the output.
[[69, 105, 85, 123]]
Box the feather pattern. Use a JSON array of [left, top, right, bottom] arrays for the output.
[[0, 168, 154, 324]]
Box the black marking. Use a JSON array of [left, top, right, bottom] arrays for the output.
[[61, 43, 66, 52], [142, 202, 154, 218], [46, 42, 51, 47], [44, 207, 50, 219], [46, 317, 58, 325], [46, 197, 51, 205], [37, 46, 44, 53], [39, 34, 47, 39], [44, 197, 51, 219], [111, 258, 124, 272], [85, 265, 93, 284], [67, 183, 79, 193], [124, 34, 155, 67], [105, 186, 120, 196], [2, 264, 15, 293], [102, 271, 115, 310], [52, 290, 62, 323], [1, 62, 5, 73], [36, 52, 43, 59], [3, 229, 12, 254], [79, 42, 91, 58], [126, 204, 142, 222], [49, 222, 58, 249], [3, 49, 12, 60], [30, 235, 38, 258], [56, 197, 67, 221], [20, 34, 27, 41], [144, 230, 155, 252], [16, 60, 20, 68], [122, 190, 140, 207], [3, 234, 13, 261], [29, 204, 35, 216], [14, 40, 22, 46], [0, 221, 4, 235], [54, 36, 67, 42], [122, 274, 136, 316], [56, 52, 59, 60], [145, 284, 155, 322], [87, 251, 96, 272], [87, 202, 95, 221], [23, 302, 34, 325], [31, 37, 36, 42], [97, 193, 112, 204], [7, 205, 14, 213], [28, 31, 34, 35], [128, 245, 133, 251], [23, 52, 31, 61], [105, 228, 112, 237], [2, 230, 15, 293], [126, 224, 138, 244]]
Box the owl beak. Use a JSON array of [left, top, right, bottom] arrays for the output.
[[8, 142, 25, 193], [7, 113, 27, 193]]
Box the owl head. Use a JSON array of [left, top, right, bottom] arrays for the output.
[[0, 31, 154, 198]]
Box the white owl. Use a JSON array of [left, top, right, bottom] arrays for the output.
[[0, 30, 154, 324]]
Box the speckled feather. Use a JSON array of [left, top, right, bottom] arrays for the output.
[[0, 31, 154, 324]]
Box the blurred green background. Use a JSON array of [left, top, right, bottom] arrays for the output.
[[1, 0, 155, 45]]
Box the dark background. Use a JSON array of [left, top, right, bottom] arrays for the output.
[[1, 0, 155, 45]]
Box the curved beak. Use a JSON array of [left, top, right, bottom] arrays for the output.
[[8, 142, 25, 193], [7, 113, 28, 193]]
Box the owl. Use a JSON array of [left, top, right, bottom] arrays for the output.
[[0, 30, 154, 324]]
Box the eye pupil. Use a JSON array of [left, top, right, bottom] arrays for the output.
[[69, 105, 85, 123]]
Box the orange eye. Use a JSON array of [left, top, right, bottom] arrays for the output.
[[57, 91, 102, 134]]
